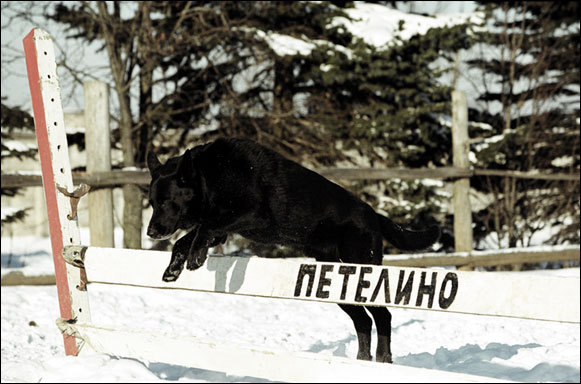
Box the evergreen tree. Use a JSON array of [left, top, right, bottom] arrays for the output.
[[297, 10, 473, 234], [467, 1, 580, 248], [197, 1, 357, 163], [1, 100, 35, 226]]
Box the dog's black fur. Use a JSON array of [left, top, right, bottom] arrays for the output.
[[146, 137, 440, 363]]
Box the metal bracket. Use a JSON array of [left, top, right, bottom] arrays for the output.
[[62, 245, 89, 291], [63, 245, 88, 268], [56, 183, 91, 220]]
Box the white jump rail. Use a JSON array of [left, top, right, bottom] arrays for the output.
[[64, 246, 580, 323], [24, 28, 578, 382]]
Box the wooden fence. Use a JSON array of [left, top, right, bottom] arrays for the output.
[[3, 166, 578, 189], [382, 244, 580, 268]]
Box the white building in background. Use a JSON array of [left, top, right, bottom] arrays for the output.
[[2, 113, 87, 238], [1, 112, 136, 240]]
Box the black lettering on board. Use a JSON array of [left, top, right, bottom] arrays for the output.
[[415, 271, 437, 308], [355, 266, 373, 303], [439, 272, 458, 309], [294, 264, 317, 297], [370, 268, 391, 304], [315, 264, 334, 299], [395, 270, 414, 305], [338, 265, 357, 300]]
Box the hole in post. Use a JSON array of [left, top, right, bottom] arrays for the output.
[[51, 98, 55, 102], [70, 238, 73, 243], [78, 308, 82, 313], [54, 122, 57, 126], [44, 51, 47, 55], [57, 145, 61, 150], [60, 168, 64, 174], [47, 75, 51, 79]]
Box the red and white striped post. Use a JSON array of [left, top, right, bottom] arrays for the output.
[[23, 28, 91, 356]]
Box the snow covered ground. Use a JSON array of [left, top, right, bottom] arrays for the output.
[[1, 231, 579, 383]]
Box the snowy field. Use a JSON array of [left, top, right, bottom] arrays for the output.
[[1, 232, 580, 383]]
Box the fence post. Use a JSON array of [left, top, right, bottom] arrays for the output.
[[452, 90, 473, 263], [84, 81, 114, 247], [23, 28, 92, 355]]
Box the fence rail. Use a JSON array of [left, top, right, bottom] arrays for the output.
[[382, 245, 580, 268], [2, 167, 579, 189]]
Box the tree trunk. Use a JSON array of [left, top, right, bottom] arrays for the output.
[[272, 59, 294, 138], [97, 2, 142, 249], [136, 2, 154, 166]]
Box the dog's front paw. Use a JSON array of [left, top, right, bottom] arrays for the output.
[[162, 264, 182, 282], [186, 247, 208, 271]]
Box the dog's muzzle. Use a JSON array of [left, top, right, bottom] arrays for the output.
[[147, 227, 172, 240]]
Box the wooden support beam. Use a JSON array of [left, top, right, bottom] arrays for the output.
[[382, 245, 580, 268], [317, 167, 471, 180], [3, 167, 579, 189], [452, 90, 473, 263]]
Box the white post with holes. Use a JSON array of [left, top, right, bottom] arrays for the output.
[[23, 28, 91, 356]]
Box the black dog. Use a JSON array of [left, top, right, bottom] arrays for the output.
[[146, 137, 440, 363]]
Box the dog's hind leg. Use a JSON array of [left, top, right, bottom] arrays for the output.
[[338, 304, 373, 361], [366, 306, 393, 363], [163, 230, 197, 282], [334, 228, 384, 361]]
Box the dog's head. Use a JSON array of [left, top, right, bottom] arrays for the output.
[[146, 150, 199, 240]]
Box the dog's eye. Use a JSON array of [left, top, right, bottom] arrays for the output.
[[160, 201, 177, 212]]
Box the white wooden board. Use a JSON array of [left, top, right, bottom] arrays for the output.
[[57, 320, 509, 383], [66, 246, 580, 323]]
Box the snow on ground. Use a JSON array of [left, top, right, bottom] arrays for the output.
[[1, 231, 580, 383]]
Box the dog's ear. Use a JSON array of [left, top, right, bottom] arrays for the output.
[[176, 149, 194, 186], [147, 151, 162, 173]]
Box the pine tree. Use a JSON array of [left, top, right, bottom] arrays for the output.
[[224, 4, 475, 237], [467, 1, 580, 248], [299, 12, 473, 234], [1, 100, 36, 226]]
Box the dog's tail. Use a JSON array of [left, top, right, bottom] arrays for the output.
[[377, 214, 440, 251]]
